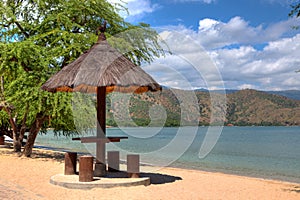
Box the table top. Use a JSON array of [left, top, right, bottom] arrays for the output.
[[72, 136, 128, 143]]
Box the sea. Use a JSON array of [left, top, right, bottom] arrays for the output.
[[34, 126, 300, 184]]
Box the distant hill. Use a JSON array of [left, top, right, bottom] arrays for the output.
[[196, 88, 300, 100], [266, 90, 300, 100], [106, 89, 300, 127], [226, 89, 300, 126], [195, 88, 238, 94]]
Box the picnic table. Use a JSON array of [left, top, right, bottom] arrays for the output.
[[72, 136, 128, 143]]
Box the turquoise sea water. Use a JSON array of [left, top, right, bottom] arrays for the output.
[[35, 126, 300, 183]]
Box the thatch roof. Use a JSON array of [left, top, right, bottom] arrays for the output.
[[41, 30, 161, 94]]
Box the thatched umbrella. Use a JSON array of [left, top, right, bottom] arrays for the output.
[[41, 23, 161, 176]]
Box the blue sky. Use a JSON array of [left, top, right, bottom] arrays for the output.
[[137, 0, 293, 28], [109, 0, 300, 91]]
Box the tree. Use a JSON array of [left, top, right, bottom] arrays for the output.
[[289, 1, 300, 31], [289, 1, 300, 72], [0, 0, 164, 156], [289, 2, 300, 19], [0, 40, 76, 154]]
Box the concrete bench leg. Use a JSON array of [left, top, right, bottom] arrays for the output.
[[64, 152, 77, 175], [108, 151, 120, 172], [127, 154, 140, 178], [79, 156, 94, 182]]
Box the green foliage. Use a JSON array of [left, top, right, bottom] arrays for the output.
[[108, 23, 166, 65], [289, 2, 300, 18]]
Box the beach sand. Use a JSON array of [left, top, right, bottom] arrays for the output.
[[0, 147, 299, 200]]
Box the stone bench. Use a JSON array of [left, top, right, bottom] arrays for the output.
[[79, 156, 94, 182], [64, 152, 77, 175], [64, 151, 141, 181], [108, 151, 120, 172], [64, 152, 94, 182], [127, 154, 140, 178]]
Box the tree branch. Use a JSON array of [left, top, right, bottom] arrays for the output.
[[4, 107, 18, 137], [14, 21, 30, 38], [0, 23, 11, 28], [0, 76, 4, 99], [20, 103, 30, 139]]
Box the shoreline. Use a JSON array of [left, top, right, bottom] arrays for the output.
[[171, 164, 300, 185], [0, 146, 300, 199], [5, 142, 300, 185], [30, 145, 300, 185]]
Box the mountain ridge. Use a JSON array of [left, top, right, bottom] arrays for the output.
[[194, 88, 300, 100], [106, 88, 300, 127]]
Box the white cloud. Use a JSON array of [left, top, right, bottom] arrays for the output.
[[143, 28, 225, 90], [238, 84, 258, 90], [282, 77, 300, 87], [197, 16, 300, 49], [108, 0, 158, 20], [212, 33, 300, 90], [145, 17, 300, 91], [109, 0, 217, 21], [263, 0, 295, 6]]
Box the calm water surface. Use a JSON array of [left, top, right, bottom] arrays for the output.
[[35, 126, 300, 183]]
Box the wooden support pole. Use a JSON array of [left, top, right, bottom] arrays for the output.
[[64, 152, 77, 175], [79, 156, 94, 182], [94, 86, 106, 177], [127, 154, 140, 178], [108, 151, 120, 172]]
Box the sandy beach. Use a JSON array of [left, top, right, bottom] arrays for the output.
[[0, 147, 299, 200]]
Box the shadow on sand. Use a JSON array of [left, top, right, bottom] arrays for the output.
[[105, 171, 182, 185], [0, 145, 68, 163], [290, 186, 300, 193], [140, 172, 182, 185]]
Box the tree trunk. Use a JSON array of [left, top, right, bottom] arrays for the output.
[[8, 115, 21, 152], [13, 137, 22, 152], [11, 120, 26, 152], [0, 136, 4, 145], [18, 103, 29, 147], [23, 113, 47, 157], [7, 113, 24, 152], [23, 129, 38, 157]]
